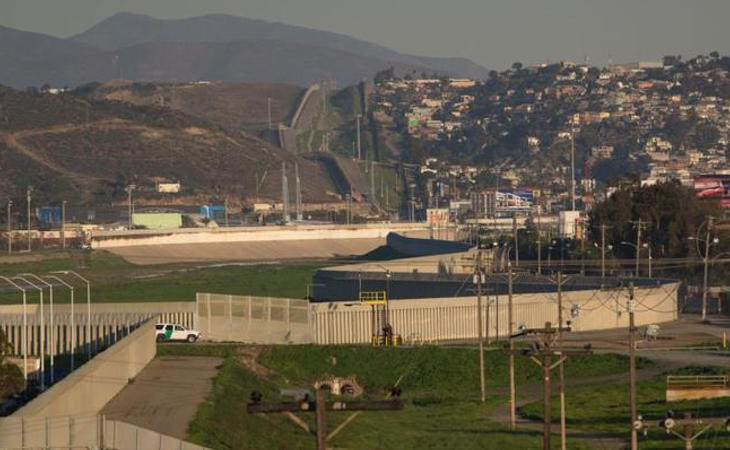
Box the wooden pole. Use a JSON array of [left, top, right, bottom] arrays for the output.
[[315, 389, 327, 450], [629, 282, 637, 450], [508, 263, 515, 429], [476, 250, 486, 402]]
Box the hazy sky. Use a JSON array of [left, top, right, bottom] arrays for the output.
[[2, 0, 728, 70]]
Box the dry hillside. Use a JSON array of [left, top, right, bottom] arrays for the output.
[[0, 85, 338, 206], [81, 80, 304, 131]]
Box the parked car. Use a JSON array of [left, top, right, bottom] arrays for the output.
[[155, 323, 201, 343]]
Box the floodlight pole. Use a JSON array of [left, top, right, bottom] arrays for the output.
[[46, 275, 75, 372], [13, 276, 44, 391]]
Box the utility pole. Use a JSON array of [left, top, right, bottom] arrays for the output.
[[295, 163, 303, 221], [537, 212, 542, 275], [570, 132, 576, 211], [282, 161, 290, 223], [356, 114, 362, 160], [629, 220, 649, 278], [248, 389, 403, 450], [655, 412, 727, 450], [267, 97, 272, 131], [601, 224, 607, 280], [628, 282, 637, 450], [507, 323, 592, 450], [475, 250, 486, 403], [701, 216, 714, 322], [61, 200, 66, 249], [26, 186, 32, 252], [513, 215, 519, 267], [580, 219, 586, 276], [556, 272, 567, 450], [6, 200, 11, 255], [507, 263, 516, 430], [346, 191, 352, 224], [125, 184, 135, 229], [224, 199, 229, 227]]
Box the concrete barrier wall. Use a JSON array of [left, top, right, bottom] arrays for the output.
[[104, 418, 210, 450], [310, 283, 679, 344], [90, 223, 430, 248], [12, 318, 156, 418], [0, 415, 209, 450], [196, 293, 311, 344]]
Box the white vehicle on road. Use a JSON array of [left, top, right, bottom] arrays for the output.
[[155, 323, 201, 343]]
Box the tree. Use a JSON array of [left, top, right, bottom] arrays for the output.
[[589, 181, 722, 259], [0, 329, 23, 401], [511, 62, 523, 72]]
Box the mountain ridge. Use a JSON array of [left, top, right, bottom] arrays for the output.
[[0, 12, 488, 89]]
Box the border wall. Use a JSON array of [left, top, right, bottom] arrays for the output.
[[308, 282, 679, 344], [0, 303, 194, 362], [196, 293, 311, 344]]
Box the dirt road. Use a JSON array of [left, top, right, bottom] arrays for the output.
[[101, 356, 222, 440]]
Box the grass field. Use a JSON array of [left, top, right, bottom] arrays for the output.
[[157, 344, 653, 450], [520, 366, 730, 449], [0, 250, 329, 304]]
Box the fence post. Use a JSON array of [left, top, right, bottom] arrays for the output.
[[194, 293, 200, 331], [206, 294, 211, 340], [228, 295, 233, 341], [267, 297, 272, 343], [247, 296, 252, 340], [286, 298, 291, 337]]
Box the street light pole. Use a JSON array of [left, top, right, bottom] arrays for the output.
[[26, 186, 32, 252], [702, 217, 714, 322], [61, 200, 66, 249], [45, 275, 75, 372], [22, 273, 55, 384], [52, 270, 92, 360], [6, 200, 12, 255], [356, 114, 362, 160], [13, 276, 44, 391]]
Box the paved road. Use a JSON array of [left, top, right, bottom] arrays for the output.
[[101, 356, 222, 439]]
